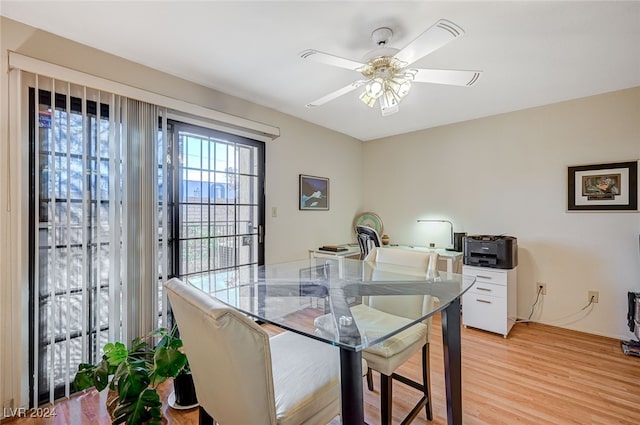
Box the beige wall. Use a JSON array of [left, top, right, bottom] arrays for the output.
[[363, 87, 640, 339], [0, 17, 363, 409]]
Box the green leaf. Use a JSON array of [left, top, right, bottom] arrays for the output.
[[147, 327, 167, 340], [73, 364, 97, 391], [152, 346, 188, 383], [154, 325, 183, 350], [72, 360, 111, 392], [130, 337, 148, 353], [112, 388, 162, 425], [114, 363, 150, 403], [93, 360, 110, 391], [104, 342, 129, 367]]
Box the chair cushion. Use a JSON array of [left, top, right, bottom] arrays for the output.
[[270, 331, 341, 425], [314, 304, 427, 376]]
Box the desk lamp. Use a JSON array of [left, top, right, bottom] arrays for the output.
[[417, 219, 454, 250]]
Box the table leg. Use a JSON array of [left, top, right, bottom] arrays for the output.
[[441, 297, 462, 425], [339, 348, 364, 425]]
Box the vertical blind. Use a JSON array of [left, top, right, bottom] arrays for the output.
[[5, 54, 269, 411], [28, 73, 170, 406]]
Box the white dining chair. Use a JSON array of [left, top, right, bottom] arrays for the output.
[[166, 278, 341, 425], [315, 247, 439, 424]]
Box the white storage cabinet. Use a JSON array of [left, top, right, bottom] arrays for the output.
[[462, 265, 517, 337]]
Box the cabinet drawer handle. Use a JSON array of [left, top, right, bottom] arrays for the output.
[[476, 275, 492, 279], [477, 287, 492, 292], [476, 299, 492, 304]]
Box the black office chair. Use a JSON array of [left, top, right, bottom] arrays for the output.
[[356, 225, 382, 259]]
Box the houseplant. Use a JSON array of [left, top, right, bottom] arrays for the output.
[[150, 327, 197, 408], [73, 325, 192, 425]]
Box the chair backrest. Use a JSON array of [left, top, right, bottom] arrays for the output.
[[363, 248, 438, 340], [356, 225, 382, 258], [365, 247, 438, 272], [166, 278, 278, 425]]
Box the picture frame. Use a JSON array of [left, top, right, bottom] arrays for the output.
[[299, 174, 329, 210], [567, 161, 638, 211]]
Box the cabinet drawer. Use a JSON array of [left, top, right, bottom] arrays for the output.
[[463, 266, 507, 285], [467, 281, 507, 298], [462, 293, 507, 335]]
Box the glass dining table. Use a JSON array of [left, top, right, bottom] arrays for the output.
[[187, 258, 474, 425]]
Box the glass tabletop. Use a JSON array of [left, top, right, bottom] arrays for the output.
[[187, 258, 474, 351]]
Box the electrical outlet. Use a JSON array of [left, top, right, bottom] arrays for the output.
[[536, 282, 547, 295], [588, 290, 599, 303]]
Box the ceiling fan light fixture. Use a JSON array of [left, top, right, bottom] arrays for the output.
[[359, 91, 377, 107], [366, 77, 385, 98], [359, 54, 413, 114], [380, 91, 400, 116], [301, 19, 482, 116], [387, 77, 411, 99], [359, 73, 410, 114]]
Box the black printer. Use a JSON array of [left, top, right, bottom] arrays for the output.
[[463, 235, 518, 269]]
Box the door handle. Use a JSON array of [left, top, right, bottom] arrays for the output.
[[258, 224, 264, 244], [477, 287, 492, 292], [476, 299, 492, 304]]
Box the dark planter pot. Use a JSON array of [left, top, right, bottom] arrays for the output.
[[174, 373, 198, 407]]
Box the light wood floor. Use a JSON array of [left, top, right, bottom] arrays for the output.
[[3, 315, 640, 425]]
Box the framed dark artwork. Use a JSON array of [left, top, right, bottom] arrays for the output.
[[567, 161, 638, 211], [299, 174, 329, 210]]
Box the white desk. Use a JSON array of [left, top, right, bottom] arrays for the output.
[[309, 245, 361, 263], [309, 245, 463, 273]]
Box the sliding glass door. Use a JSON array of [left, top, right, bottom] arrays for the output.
[[29, 87, 120, 404], [171, 122, 265, 278]]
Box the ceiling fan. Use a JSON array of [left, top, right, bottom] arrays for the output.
[[300, 19, 482, 116]]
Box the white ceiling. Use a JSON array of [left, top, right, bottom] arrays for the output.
[[2, 1, 639, 141]]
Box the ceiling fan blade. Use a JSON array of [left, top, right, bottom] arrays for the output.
[[393, 19, 465, 66], [299, 49, 366, 71], [411, 69, 482, 86], [306, 81, 367, 107]]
